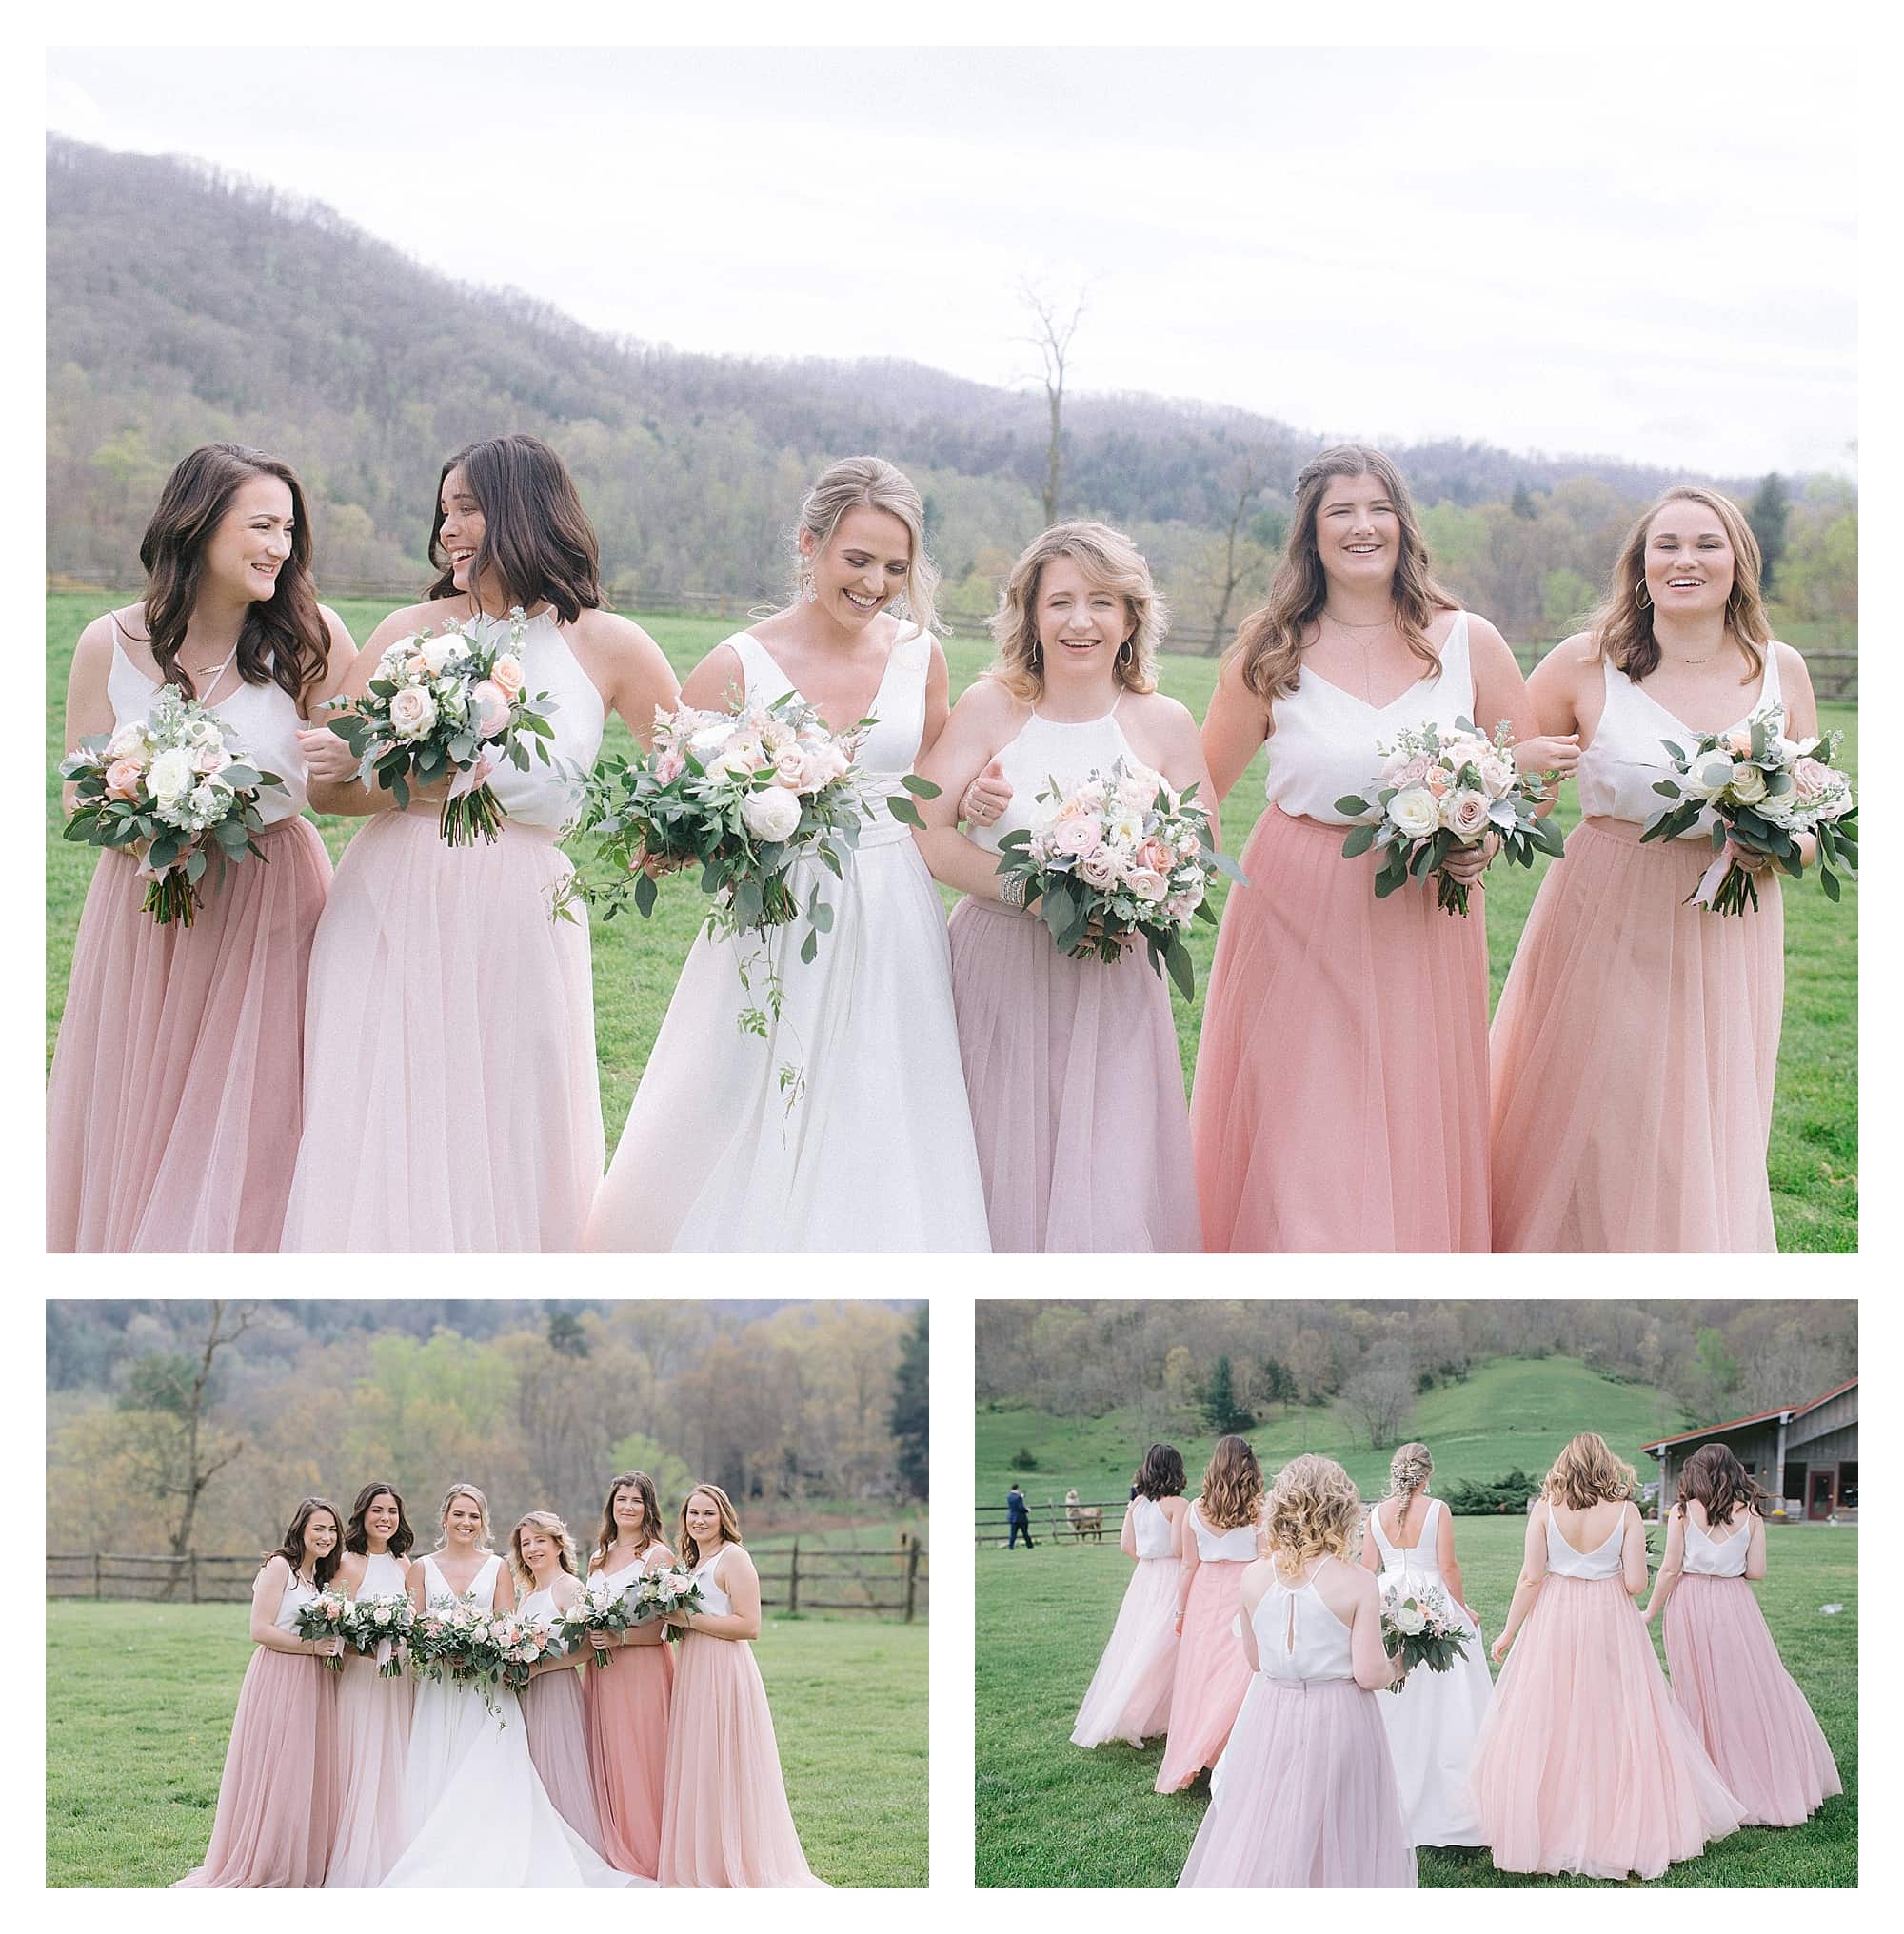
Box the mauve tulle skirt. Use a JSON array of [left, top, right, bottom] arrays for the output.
[[1471, 1575, 1745, 1879], [325, 1652, 411, 1886], [175, 1647, 337, 1887], [522, 1668, 612, 1860], [949, 897, 1200, 1252], [1490, 818, 1783, 1252], [1179, 1676, 1416, 1887], [586, 1637, 673, 1879], [280, 811, 603, 1251], [1155, 1557, 1253, 1792], [1664, 1573, 1841, 1825], [1190, 808, 1490, 1252], [48, 816, 330, 1252]]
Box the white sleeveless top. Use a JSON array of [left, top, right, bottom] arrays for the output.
[[520, 1582, 564, 1623], [1544, 1507, 1626, 1579], [107, 612, 309, 823], [471, 607, 606, 831], [272, 1567, 323, 1632], [1261, 610, 1477, 824], [594, 1541, 669, 1596], [724, 626, 931, 851], [970, 700, 1140, 858], [356, 1549, 406, 1598], [690, 1547, 734, 1616], [1128, 1495, 1176, 1561], [1252, 1559, 1355, 1684], [1368, 1495, 1446, 1587], [1577, 649, 1782, 836], [421, 1550, 502, 1609], [1189, 1500, 1260, 1563], [1682, 1512, 1752, 1577]]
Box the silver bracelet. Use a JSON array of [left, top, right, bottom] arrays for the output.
[[999, 873, 1028, 910]]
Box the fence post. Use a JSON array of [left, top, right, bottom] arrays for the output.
[[903, 1536, 920, 1623], [189, 1553, 200, 1604], [93, 1552, 102, 1601], [786, 1538, 800, 1614]]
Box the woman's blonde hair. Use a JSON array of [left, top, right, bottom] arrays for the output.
[[793, 455, 941, 637], [678, 1482, 744, 1569], [1197, 1434, 1264, 1531], [1264, 1454, 1362, 1568], [1542, 1432, 1638, 1510], [1588, 484, 1771, 685], [436, 1481, 492, 1549], [506, 1510, 579, 1594], [986, 520, 1168, 705], [1387, 1442, 1434, 1499]]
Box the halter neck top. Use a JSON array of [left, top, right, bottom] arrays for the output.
[[355, 1549, 406, 1598], [970, 698, 1140, 858], [271, 1567, 323, 1632], [1252, 1558, 1354, 1684], [467, 607, 605, 831], [690, 1547, 733, 1616]]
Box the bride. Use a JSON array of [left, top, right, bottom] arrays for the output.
[[383, 1483, 643, 1887]]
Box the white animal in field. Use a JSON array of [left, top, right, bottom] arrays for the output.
[[1064, 1490, 1103, 1540]]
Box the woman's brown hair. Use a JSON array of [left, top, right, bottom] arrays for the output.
[[426, 433, 605, 621], [1197, 1434, 1264, 1531], [343, 1481, 414, 1558], [1135, 1443, 1186, 1500], [132, 444, 329, 709], [588, 1470, 664, 1572], [1675, 1442, 1770, 1529], [264, 1496, 342, 1587], [678, 1482, 744, 1569], [1227, 443, 1458, 733]]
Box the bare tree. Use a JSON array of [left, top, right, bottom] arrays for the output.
[[1017, 282, 1086, 524], [1207, 451, 1273, 650], [1340, 1340, 1418, 1451]]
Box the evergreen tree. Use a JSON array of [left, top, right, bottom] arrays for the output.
[[891, 1305, 929, 1500], [545, 1311, 591, 1358], [1749, 473, 1790, 595], [1202, 1353, 1253, 1433], [1511, 480, 1538, 520]]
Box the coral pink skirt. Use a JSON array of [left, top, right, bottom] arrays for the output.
[[48, 817, 330, 1252], [1664, 1573, 1841, 1825], [586, 1637, 673, 1879], [1190, 808, 1489, 1252], [949, 897, 1200, 1252], [1155, 1557, 1253, 1792], [1490, 818, 1782, 1252], [1471, 1575, 1745, 1878], [175, 1646, 338, 1887]]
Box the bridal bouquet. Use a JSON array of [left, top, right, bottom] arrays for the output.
[[341, 1592, 414, 1677], [994, 758, 1241, 998], [294, 1587, 353, 1673], [561, 1571, 639, 1668], [1377, 1578, 1471, 1689], [325, 603, 560, 845], [59, 688, 288, 927], [1641, 701, 1857, 915], [628, 1566, 705, 1643], [1336, 718, 1565, 916]]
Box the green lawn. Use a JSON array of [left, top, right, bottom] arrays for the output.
[[45, 1599, 926, 1887], [46, 592, 1858, 1246], [975, 1517, 1855, 1887]]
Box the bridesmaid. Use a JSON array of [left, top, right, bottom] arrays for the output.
[[914, 522, 1206, 1251], [1471, 1433, 1744, 1879], [1191, 444, 1573, 1251], [1155, 1434, 1263, 1793], [510, 1511, 613, 1859], [327, 1482, 415, 1886], [1644, 1443, 1841, 1825], [1071, 1443, 1188, 1748], [177, 1496, 346, 1886], [659, 1484, 826, 1886], [1491, 485, 1818, 1251], [1179, 1456, 1412, 1887], [583, 1470, 675, 1879], [50, 444, 356, 1251], [1357, 1442, 1492, 1847], [287, 432, 679, 1251]]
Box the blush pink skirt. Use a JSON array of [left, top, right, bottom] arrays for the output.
[[325, 1650, 411, 1886], [949, 897, 1200, 1252], [48, 816, 330, 1252], [1490, 818, 1783, 1252], [1071, 1553, 1180, 1748], [1155, 1557, 1253, 1792], [585, 1636, 673, 1879], [1664, 1573, 1841, 1825], [523, 1668, 613, 1860], [1190, 808, 1490, 1252]]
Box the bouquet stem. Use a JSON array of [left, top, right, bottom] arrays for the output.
[[142, 872, 201, 927], [1435, 874, 1471, 918], [440, 783, 506, 847]]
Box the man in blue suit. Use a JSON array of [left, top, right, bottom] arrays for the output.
[[1007, 1483, 1034, 1549]]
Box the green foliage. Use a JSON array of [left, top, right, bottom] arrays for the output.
[[1010, 1448, 1040, 1472], [1200, 1354, 1253, 1435], [117, 1353, 199, 1417], [1442, 1469, 1540, 1514], [891, 1306, 930, 1501], [1750, 473, 1791, 594], [545, 1311, 590, 1358]]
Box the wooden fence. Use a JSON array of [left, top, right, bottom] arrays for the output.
[[976, 1497, 1131, 1547]]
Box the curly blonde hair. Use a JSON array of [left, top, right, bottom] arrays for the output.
[[506, 1510, 579, 1595], [987, 521, 1168, 705], [1543, 1432, 1637, 1510], [1196, 1434, 1264, 1531], [1264, 1454, 1362, 1568]]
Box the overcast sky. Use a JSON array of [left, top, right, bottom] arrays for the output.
[[45, 45, 1856, 480]]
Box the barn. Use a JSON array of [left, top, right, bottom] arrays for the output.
[[1641, 1376, 1858, 1521]]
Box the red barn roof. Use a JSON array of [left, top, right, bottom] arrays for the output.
[[1639, 1375, 1857, 1455]]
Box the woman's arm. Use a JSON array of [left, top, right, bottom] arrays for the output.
[[1513, 636, 1592, 813], [598, 614, 682, 753], [680, 642, 745, 713], [1199, 654, 1269, 808], [912, 681, 1025, 901], [301, 607, 361, 716], [1449, 616, 1569, 880], [1174, 1512, 1201, 1633], [1437, 1503, 1472, 1621], [248, 1557, 333, 1657], [1120, 1505, 1139, 1560], [1236, 1565, 1265, 1674], [1642, 1510, 1685, 1623], [1745, 1512, 1768, 1581], [1359, 1506, 1381, 1574], [300, 605, 450, 817], [918, 639, 953, 760], [1349, 1567, 1404, 1690], [1620, 1503, 1648, 1597], [1492, 1505, 1550, 1661], [491, 1563, 517, 1614], [60, 617, 119, 816], [672, 1549, 762, 1642]]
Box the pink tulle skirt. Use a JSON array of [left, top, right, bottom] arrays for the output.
[[1490, 818, 1783, 1252], [1190, 808, 1490, 1252], [175, 1646, 338, 1888], [48, 817, 331, 1252], [1155, 1557, 1253, 1792], [1471, 1574, 1746, 1878], [325, 1651, 411, 1886], [280, 811, 603, 1251], [659, 1632, 825, 1886], [1071, 1554, 1180, 1748], [1664, 1573, 1841, 1826], [586, 1636, 673, 1879], [1179, 1676, 1416, 1887], [949, 897, 1200, 1252], [523, 1668, 612, 1860]]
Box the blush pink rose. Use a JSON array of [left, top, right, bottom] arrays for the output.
[[104, 757, 145, 799], [1136, 838, 1171, 871], [1125, 866, 1168, 902], [1078, 845, 1120, 888], [1053, 816, 1102, 859], [774, 746, 807, 787], [1445, 788, 1491, 839], [469, 681, 510, 740], [1793, 757, 1832, 800], [488, 653, 525, 700], [656, 748, 684, 782], [189, 742, 230, 777]]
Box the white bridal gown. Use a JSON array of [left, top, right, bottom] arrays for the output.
[[585, 624, 990, 1252], [382, 1552, 643, 1887]]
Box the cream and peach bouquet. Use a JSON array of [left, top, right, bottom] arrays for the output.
[[1336, 717, 1564, 916], [324, 604, 560, 846], [1377, 1577, 1471, 1689]]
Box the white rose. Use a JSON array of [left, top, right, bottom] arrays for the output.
[[1393, 1602, 1427, 1635], [188, 717, 225, 750], [147, 746, 194, 803], [420, 635, 468, 675], [388, 684, 439, 740], [1387, 786, 1439, 840], [740, 785, 803, 842], [106, 721, 149, 760], [1729, 761, 1767, 804], [1685, 749, 1736, 800]]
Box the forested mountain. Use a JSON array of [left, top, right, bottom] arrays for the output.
[[47, 136, 1857, 642]]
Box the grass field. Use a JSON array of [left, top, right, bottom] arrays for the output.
[[45, 1599, 926, 1887], [975, 1517, 1856, 1887], [45, 592, 1858, 1246]]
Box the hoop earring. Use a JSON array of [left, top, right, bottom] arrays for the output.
[[1636, 581, 1652, 610], [1117, 638, 1134, 667]]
